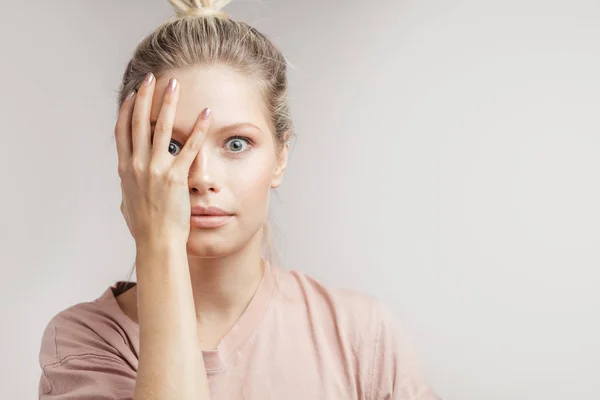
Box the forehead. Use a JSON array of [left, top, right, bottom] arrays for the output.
[[150, 65, 270, 135]]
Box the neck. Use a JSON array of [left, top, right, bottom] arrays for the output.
[[187, 236, 266, 325]]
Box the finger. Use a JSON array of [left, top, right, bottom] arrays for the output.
[[131, 72, 155, 163], [114, 90, 136, 168], [119, 181, 126, 215], [172, 107, 211, 173], [151, 77, 179, 161]]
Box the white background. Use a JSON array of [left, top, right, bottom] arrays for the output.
[[1, 0, 599, 399]]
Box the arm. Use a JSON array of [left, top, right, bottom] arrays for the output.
[[116, 72, 215, 399], [133, 242, 209, 400]]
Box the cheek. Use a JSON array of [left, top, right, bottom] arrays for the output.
[[227, 152, 273, 206]]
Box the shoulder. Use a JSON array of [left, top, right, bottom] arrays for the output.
[[273, 267, 439, 399], [275, 265, 390, 313], [38, 286, 139, 398], [38, 286, 137, 369], [272, 266, 393, 348]]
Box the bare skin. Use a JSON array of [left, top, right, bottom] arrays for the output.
[[115, 64, 288, 399]]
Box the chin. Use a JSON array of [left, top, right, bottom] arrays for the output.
[[185, 231, 233, 259], [185, 221, 263, 259]]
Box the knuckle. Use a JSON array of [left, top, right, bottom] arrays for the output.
[[148, 163, 164, 177], [166, 169, 184, 184], [154, 120, 167, 134], [131, 115, 143, 131], [117, 164, 128, 178], [131, 159, 145, 175], [185, 140, 200, 154]]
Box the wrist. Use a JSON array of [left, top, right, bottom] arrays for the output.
[[134, 239, 189, 280], [135, 237, 187, 256]]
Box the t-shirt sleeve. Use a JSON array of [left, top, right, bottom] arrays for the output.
[[367, 300, 441, 400], [39, 355, 136, 399], [38, 306, 137, 400]]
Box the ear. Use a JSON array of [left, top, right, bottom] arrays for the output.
[[271, 137, 290, 188]]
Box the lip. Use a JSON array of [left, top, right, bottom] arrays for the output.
[[190, 205, 234, 229], [190, 215, 233, 229], [191, 205, 233, 216]]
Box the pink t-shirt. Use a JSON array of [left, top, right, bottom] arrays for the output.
[[38, 262, 440, 399]]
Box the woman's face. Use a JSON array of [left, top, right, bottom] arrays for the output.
[[148, 65, 288, 258]]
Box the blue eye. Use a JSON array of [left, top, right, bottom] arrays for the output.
[[225, 136, 251, 153], [168, 140, 182, 156]]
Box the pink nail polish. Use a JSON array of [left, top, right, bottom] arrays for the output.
[[167, 78, 177, 93], [143, 72, 154, 86], [201, 107, 211, 119]]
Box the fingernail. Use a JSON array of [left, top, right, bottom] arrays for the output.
[[201, 107, 211, 119], [167, 78, 177, 93], [126, 90, 136, 101], [143, 72, 154, 86]]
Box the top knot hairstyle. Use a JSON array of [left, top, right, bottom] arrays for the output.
[[169, 0, 232, 19], [117, 0, 292, 151]]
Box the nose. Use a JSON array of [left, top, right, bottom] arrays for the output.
[[188, 146, 220, 194]]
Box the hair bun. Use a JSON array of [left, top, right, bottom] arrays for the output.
[[169, 0, 232, 18]]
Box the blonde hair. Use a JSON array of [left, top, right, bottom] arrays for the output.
[[117, 0, 292, 284]]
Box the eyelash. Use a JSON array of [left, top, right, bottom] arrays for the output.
[[168, 135, 254, 155], [226, 135, 254, 152]]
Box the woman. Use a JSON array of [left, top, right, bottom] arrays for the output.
[[38, 1, 440, 399]]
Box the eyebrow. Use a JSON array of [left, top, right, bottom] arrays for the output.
[[149, 121, 263, 137]]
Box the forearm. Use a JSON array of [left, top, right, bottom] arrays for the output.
[[133, 241, 210, 400]]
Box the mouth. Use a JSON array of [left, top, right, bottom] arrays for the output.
[[191, 205, 232, 216], [190, 205, 234, 229], [190, 214, 233, 229]]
